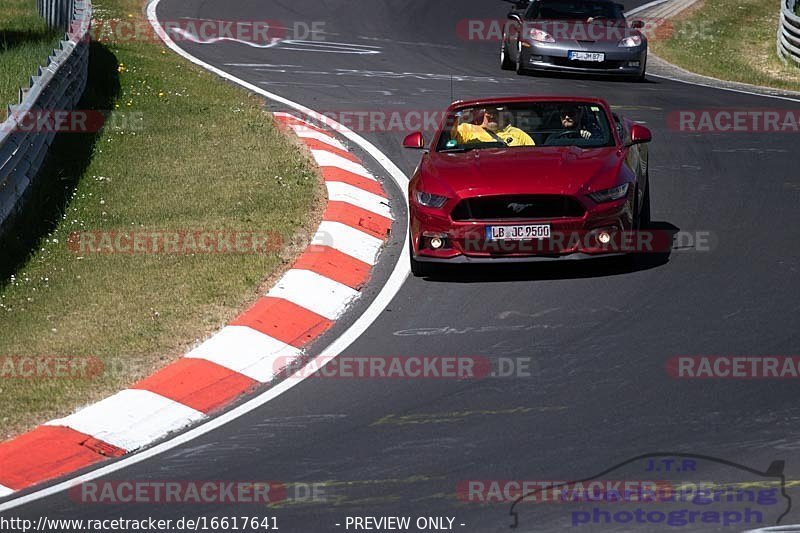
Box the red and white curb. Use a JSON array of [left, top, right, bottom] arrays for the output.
[[0, 112, 393, 496]]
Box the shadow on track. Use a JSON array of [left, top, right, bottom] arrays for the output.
[[515, 68, 659, 85], [417, 221, 679, 283]]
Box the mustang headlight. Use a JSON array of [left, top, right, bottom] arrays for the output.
[[618, 35, 642, 47], [413, 190, 448, 208], [529, 28, 556, 43], [588, 183, 630, 203]]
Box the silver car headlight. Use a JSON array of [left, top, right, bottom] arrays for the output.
[[588, 183, 630, 203], [529, 28, 556, 43], [618, 35, 643, 47]]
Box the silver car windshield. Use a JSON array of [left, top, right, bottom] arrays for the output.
[[526, 0, 625, 20]]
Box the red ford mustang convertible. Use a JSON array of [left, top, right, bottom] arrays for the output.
[[403, 96, 653, 276]]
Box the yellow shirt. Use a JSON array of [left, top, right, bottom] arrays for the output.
[[455, 123, 535, 147]]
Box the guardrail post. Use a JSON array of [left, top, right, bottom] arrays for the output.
[[778, 0, 800, 65]]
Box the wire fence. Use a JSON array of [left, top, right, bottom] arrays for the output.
[[0, 0, 92, 236], [778, 0, 800, 65]]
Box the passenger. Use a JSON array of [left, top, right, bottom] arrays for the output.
[[453, 107, 535, 146]]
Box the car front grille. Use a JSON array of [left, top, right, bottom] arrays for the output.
[[547, 57, 626, 70], [451, 195, 586, 221]]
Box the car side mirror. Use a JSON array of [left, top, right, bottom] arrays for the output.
[[629, 124, 652, 144], [630, 19, 645, 29], [403, 131, 425, 149]]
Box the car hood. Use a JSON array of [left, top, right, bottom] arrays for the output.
[[420, 146, 624, 198]]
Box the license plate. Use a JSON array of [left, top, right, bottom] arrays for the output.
[[486, 225, 551, 241], [569, 51, 605, 62]]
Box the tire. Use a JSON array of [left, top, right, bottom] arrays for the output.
[[515, 42, 528, 75], [635, 56, 647, 82], [410, 254, 430, 277], [409, 240, 431, 277], [639, 180, 651, 228], [500, 39, 515, 70]]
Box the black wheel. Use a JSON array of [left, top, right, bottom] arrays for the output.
[[500, 38, 515, 70], [639, 180, 651, 228], [634, 56, 647, 82], [515, 42, 528, 75], [409, 240, 431, 277]]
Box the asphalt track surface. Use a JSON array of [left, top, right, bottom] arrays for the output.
[[4, 1, 800, 531]]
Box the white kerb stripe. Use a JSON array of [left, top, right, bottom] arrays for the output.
[[185, 325, 301, 382], [313, 221, 384, 265], [311, 150, 374, 180], [289, 125, 347, 150], [45, 389, 205, 452], [267, 269, 359, 320], [0, 484, 14, 497], [326, 181, 392, 219]]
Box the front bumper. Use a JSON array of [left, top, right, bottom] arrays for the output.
[[520, 42, 646, 76], [410, 197, 635, 263]]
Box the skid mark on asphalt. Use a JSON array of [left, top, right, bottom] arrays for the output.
[[392, 322, 597, 336], [370, 406, 567, 427]]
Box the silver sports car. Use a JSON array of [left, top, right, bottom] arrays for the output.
[[501, 0, 648, 80]]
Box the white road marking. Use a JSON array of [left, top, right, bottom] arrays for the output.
[[267, 269, 360, 320], [169, 28, 282, 49], [45, 390, 205, 452], [0, 485, 13, 498], [185, 325, 301, 382]]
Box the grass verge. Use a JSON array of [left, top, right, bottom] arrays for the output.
[[0, 0, 323, 439], [649, 0, 800, 91], [0, 0, 62, 118]]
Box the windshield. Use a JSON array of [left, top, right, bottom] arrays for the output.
[[526, 0, 624, 20], [436, 102, 615, 152]]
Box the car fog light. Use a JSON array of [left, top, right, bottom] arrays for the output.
[[628, 61, 640, 67], [598, 232, 612, 244], [430, 237, 444, 249]]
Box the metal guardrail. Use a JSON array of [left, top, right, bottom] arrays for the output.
[[778, 0, 800, 65], [37, 0, 77, 32], [0, 1, 92, 235]]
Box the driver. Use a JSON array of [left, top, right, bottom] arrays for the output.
[[453, 107, 535, 147], [559, 105, 594, 139]]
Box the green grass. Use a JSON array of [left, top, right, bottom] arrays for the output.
[[0, 0, 323, 438], [649, 0, 800, 91], [0, 0, 62, 119]]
